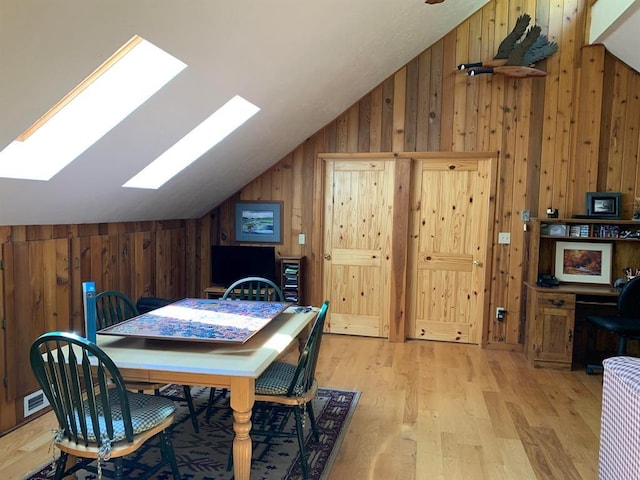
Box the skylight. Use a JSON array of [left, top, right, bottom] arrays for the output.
[[123, 95, 260, 190], [0, 35, 186, 181]]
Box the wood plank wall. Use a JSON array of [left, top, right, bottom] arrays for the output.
[[3, 0, 640, 434], [206, 0, 640, 348], [0, 221, 197, 433]]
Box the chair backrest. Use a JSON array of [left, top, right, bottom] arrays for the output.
[[136, 296, 173, 314], [29, 331, 136, 446], [95, 290, 139, 329], [618, 276, 640, 317], [222, 276, 285, 302], [286, 300, 329, 397]]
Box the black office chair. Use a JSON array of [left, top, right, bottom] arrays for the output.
[[585, 276, 640, 374]]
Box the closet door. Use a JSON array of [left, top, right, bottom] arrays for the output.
[[407, 155, 496, 344], [322, 158, 395, 337]]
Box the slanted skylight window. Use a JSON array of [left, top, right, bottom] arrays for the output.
[[123, 95, 260, 190], [0, 35, 186, 181]]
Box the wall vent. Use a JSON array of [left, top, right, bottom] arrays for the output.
[[24, 389, 50, 417]]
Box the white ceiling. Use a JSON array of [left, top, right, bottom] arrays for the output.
[[0, 0, 489, 225], [590, 0, 640, 73], [1, 0, 636, 226]]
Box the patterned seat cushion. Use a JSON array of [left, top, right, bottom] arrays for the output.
[[75, 389, 176, 443], [255, 361, 300, 395]]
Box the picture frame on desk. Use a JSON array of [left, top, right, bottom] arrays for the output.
[[554, 241, 613, 285]]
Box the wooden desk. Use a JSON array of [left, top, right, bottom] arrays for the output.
[[204, 284, 227, 299], [524, 282, 619, 369], [97, 306, 317, 480]]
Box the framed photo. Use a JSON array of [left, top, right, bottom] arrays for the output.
[[554, 241, 612, 285], [548, 224, 567, 236], [234, 201, 283, 243], [585, 192, 622, 219]]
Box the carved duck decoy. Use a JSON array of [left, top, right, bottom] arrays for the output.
[[468, 65, 548, 78], [457, 14, 531, 70], [458, 14, 558, 78]]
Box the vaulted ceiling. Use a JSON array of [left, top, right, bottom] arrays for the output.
[[1, 0, 637, 226]]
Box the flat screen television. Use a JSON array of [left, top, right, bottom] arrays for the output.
[[211, 245, 277, 286]]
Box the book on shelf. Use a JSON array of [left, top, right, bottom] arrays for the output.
[[569, 224, 590, 237], [594, 225, 620, 238], [569, 225, 581, 237]]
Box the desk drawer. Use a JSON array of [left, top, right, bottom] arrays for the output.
[[536, 292, 575, 310]]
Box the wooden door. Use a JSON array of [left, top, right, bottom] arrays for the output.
[[322, 158, 395, 337], [2, 239, 71, 401], [407, 155, 496, 344]]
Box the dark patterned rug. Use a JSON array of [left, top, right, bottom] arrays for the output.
[[25, 385, 360, 480]]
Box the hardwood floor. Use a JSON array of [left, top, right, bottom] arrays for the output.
[[0, 334, 603, 479]]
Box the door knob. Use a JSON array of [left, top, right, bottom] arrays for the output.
[[323, 254, 331, 260], [473, 260, 482, 266]]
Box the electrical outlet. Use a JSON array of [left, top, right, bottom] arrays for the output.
[[522, 210, 530, 222], [498, 232, 511, 244], [298, 233, 305, 245], [496, 307, 506, 321]]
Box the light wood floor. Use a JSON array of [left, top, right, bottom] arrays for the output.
[[0, 334, 603, 480]]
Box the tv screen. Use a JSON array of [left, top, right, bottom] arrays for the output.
[[211, 245, 277, 286]]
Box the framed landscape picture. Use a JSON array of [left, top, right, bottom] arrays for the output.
[[234, 201, 283, 243], [554, 241, 612, 284]]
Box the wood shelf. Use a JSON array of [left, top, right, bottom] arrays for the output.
[[280, 256, 304, 305], [528, 218, 640, 285]]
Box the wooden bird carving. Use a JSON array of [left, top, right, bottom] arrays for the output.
[[469, 65, 547, 78], [458, 13, 558, 78], [457, 14, 531, 70]]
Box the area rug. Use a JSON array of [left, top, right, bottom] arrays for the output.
[[25, 385, 359, 480]]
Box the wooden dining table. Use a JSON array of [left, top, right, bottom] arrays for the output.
[[95, 302, 318, 480]]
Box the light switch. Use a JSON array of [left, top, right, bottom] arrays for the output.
[[498, 232, 511, 244], [298, 233, 305, 245]]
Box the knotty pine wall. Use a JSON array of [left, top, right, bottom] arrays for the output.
[[208, 0, 640, 349], [0, 220, 205, 433], [2, 0, 640, 434]]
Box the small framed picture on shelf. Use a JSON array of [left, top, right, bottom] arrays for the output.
[[585, 192, 622, 219], [548, 224, 567, 236]]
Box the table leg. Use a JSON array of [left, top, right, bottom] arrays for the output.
[[230, 377, 255, 480], [297, 321, 313, 354]]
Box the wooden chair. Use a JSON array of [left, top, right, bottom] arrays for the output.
[[205, 277, 287, 419], [95, 290, 200, 433], [29, 331, 181, 480], [222, 276, 284, 302], [229, 301, 330, 479]]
